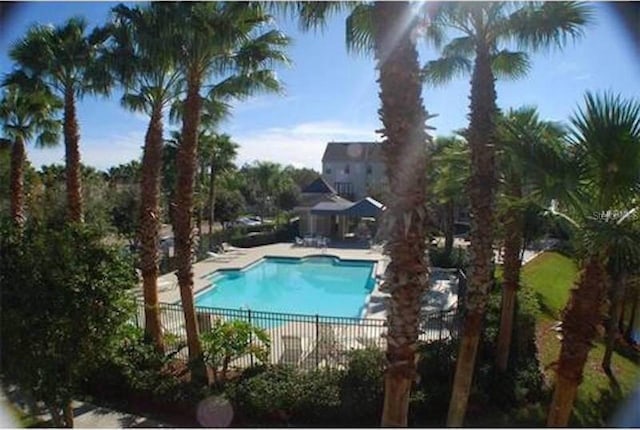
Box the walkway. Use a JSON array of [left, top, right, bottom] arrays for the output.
[[1, 388, 169, 428]]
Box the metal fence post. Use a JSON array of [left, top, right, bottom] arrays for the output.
[[248, 308, 254, 367], [315, 314, 320, 367]]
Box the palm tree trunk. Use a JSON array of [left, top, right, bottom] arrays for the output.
[[372, 2, 431, 426], [63, 86, 83, 224], [174, 72, 207, 384], [496, 181, 523, 371], [62, 401, 73, 428], [602, 273, 626, 374], [9, 136, 25, 229], [624, 287, 639, 343], [444, 201, 454, 258], [208, 162, 216, 236], [138, 103, 165, 353], [447, 36, 498, 427], [547, 256, 608, 427]]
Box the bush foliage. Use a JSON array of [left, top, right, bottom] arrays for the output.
[[0, 222, 137, 426]]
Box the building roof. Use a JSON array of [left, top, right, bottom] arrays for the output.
[[310, 200, 355, 215], [309, 196, 384, 216], [321, 141, 384, 163], [343, 197, 385, 217], [295, 193, 352, 211], [301, 176, 337, 194]]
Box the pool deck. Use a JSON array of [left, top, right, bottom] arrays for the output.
[[139, 242, 388, 305]]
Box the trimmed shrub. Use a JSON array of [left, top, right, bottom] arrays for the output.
[[340, 348, 385, 426]]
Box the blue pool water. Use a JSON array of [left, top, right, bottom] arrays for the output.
[[195, 256, 375, 317]]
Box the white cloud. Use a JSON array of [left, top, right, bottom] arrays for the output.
[[25, 120, 380, 173], [232, 120, 380, 171], [27, 131, 145, 171]]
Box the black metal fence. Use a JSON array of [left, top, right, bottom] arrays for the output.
[[134, 301, 461, 370]]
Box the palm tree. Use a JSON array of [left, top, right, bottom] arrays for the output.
[[9, 17, 111, 223], [103, 3, 183, 353], [422, 3, 591, 424], [431, 136, 470, 258], [493, 107, 566, 371], [199, 133, 238, 236], [547, 92, 640, 426], [0, 83, 61, 229], [165, 2, 289, 383], [281, 2, 435, 424]]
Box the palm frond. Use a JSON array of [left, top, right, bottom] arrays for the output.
[[491, 50, 531, 80], [422, 55, 472, 86], [345, 3, 375, 56], [508, 1, 593, 51], [568, 91, 640, 209], [442, 36, 474, 57]]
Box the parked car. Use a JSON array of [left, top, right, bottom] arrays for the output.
[[234, 216, 262, 227]]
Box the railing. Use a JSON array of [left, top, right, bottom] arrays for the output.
[[134, 301, 461, 370]]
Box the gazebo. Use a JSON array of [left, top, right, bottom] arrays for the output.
[[293, 177, 385, 240]]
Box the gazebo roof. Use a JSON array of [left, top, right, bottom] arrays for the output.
[[343, 197, 385, 217], [310, 196, 384, 216], [310, 200, 354, 214]]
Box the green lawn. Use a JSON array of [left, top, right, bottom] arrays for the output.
[[521, 251, 577, 318], [520, 251, 640, 426]]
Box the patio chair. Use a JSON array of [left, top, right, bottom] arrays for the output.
[[207, 251, 224, 260], [279, 335, 312, 366], [221, 242, 244, 254], [294, 237, 305, 247]]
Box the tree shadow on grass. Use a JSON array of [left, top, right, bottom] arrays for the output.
[[572, 384, 626, 427]]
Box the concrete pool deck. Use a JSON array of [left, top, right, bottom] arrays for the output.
[[138, 242, 389, 305]]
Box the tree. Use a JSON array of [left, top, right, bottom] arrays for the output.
[[422, 3, 591, 424], [0, 223, 136, 427], [284, 165, 320, 190], [166, 2, 289, 383], [103, 3, 184, 353], [431, 136, 470, 258], [198, 133, 239, 235], [494, 107, 566, 371], [283, 2, 434, 424], [0, 83, 61, 229], [547, 92, 640, 426], [9, 17, 111, 223]]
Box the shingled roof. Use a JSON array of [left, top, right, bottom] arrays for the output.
[[321, 142, 384, 163], [301, 176, 337, 194]]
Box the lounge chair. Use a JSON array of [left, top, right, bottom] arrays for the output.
[[279, 335, 312, 366], [221, 242, 242, 253], [207, 251, 224, 259]]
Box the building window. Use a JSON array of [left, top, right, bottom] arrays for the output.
[[325, 168, 332, 174], [366, 165, 372, 174], [344, 164, 350, 174]]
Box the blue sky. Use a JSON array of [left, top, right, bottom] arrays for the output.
[[1, 2, 639, 172]]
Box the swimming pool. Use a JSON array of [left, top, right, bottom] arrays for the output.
[[194, 256, 376, 318]]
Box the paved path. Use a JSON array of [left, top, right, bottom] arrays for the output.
[[1, 388, 169, 428]]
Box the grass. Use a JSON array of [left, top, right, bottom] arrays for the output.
[[521, 251, 640, 426], [521, 251, 577, 319]]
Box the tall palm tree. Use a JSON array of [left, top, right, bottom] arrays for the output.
[[422, 3, 591, 424], [494, 107, 566, 371], [103, 3, 183, 353], [281, 2, 434, 424], [369, 4, 434, 424], [0, 83, 61, 229], [9, 17, 111, 223], [547, 92, 640, 426], [165, 2, 289, 383]]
